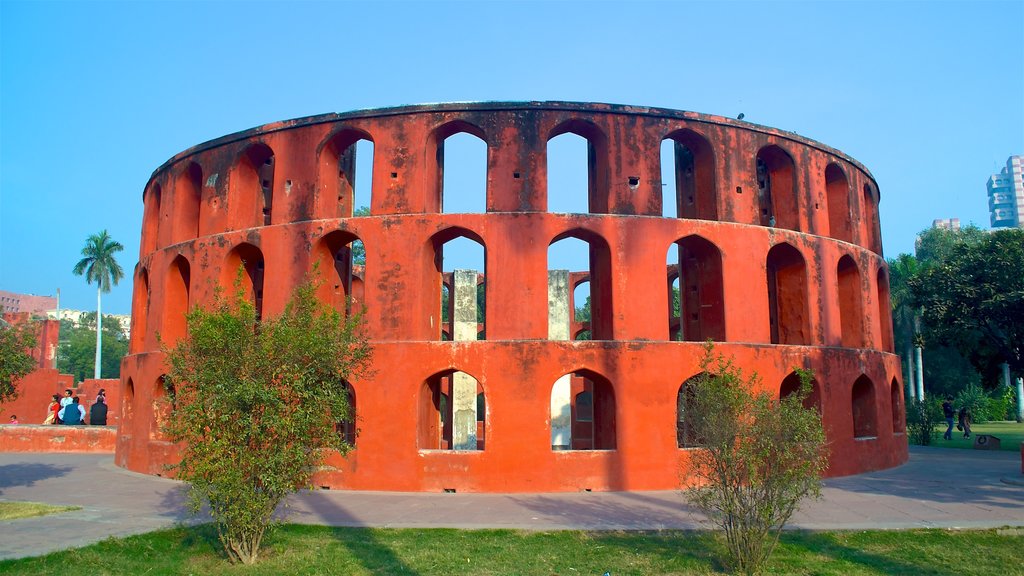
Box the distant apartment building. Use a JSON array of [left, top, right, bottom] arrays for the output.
[[932, 218, 961, 231], [0, 290, 57, 315], [988, 155, 1024, 228]]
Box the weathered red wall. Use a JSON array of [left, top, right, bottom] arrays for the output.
[[0, 424, 116, 452], [0, 371, 120, 427], [118, 102, 906, 492]]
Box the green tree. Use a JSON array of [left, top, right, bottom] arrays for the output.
[[684, 344, 826, 576], [888, 253, 921, 397], [56, 314, 128, 382], [72, 230, 125, 380], [163, 275, 372, 564], [352, 206, 370, 266], [0, 319, 39, 403]]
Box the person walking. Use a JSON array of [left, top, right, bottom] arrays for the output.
[[958, 406, 972, 439], [942, 396, 955, 440]]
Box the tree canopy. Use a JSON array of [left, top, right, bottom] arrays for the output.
[[0, 319, 39, 404], [72, 229, 125, 293], [56, 314, 128, 382]]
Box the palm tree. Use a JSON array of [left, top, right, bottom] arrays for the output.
[[888, 253, 922, 400], [73, 230, 125, 379]]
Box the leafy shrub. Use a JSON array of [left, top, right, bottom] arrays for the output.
[[906, 399, 940, 446], [954, 384, 990, 423]]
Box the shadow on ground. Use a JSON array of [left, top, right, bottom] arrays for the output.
[[0, 464, 73, 494]]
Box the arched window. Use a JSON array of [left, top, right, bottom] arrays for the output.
[[677, 374, 708, 448], [317, 129, 374, 218], [662, 129, 717, 220], [173, 162, 203, 243], [339, 381, 357, 446], [667, 270, 681, 341], [314, 231, 363, 316], [130, 268, 150, 353], [779, 371, 822, 413], [756, 146, 798, 230], [151, 375, 173, 440], [431, 229, 485, 341], [224, 243, 265, 320], [852, 375, 877, 439], [547, 120, 609, 214], [826, 163, 853, 243], [890, 378, 903, 433], [877, 268, 894, 352], [122, 377, 135, 429], [419, 370, 484, 450], [162, 255, 190, 345], [667, 235, 724, 341], [433, 123, 487, 214], [766, 243, 809, 345], [862, 184, 881, 253], [549, 231, 612, 340], [141, 183, 161, 254], [837, 255, 865, 348], [230, 143, 275, 229], [551, 370, 616, 450]]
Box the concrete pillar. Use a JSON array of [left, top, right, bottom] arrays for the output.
[[906, 352, 916, 402], [915, 346, 925, 400], [549, 270, 571, 449], [451, 269, 478, 449], [1016, 377, 1024, 422]]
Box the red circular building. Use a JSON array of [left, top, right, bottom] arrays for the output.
[[117, 102, 906, 492]]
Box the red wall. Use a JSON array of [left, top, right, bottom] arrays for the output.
[[117, 102, 905, 492], [0, 424, 115, 452]]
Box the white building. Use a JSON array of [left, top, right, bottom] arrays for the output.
[[988, 155, 1024, 228]]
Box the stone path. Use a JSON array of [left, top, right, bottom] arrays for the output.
[[1, 446, 1021, 560]]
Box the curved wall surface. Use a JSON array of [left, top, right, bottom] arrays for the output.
[[117, 102, 906, 492]]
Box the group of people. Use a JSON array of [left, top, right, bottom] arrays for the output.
[[42, 388, 108, 426], [942, 396, 972, 440]]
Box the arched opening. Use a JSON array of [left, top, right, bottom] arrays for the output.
[[224, 243, 265, 320], [122, 377, 135, 428], [338, 381, 357, 446], [837, 255, 865, 348], [230, 143, 275, 229], [667, 271, 681, 341], [766, 243, 809, 345], [548, 231, 612, 340], [890, 378, 903, 433], [877, 268, 894, 352], [677, 373, 710, 448], [130, 268, 150, 353], [826, 163, 853, 243], [852, 375, 877, 439], [667, 235, 725, 341], [435, 125, 487, 214], [863, 184, 881, 253], [551, 369, 616, 450], [756, 145, 798, 230], [547, 120, 609, 214], [314, 230, 363, 316], [317, 129, 374, 218], [174, 162, 203, 243], [432, 229, 485, 341], [662, 129, 717, 220], [141, 183, 161, 254], [418, 369, 485, 450], [151, 375, 173, 440], [162, 255, 190, 346], [779, 371, 822, 413], [572, 277, 591, 340]]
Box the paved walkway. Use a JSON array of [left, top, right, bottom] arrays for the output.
[[1, 446, 1022, 560]]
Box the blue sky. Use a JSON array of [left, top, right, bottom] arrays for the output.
[[1, 0, 1021, 315]]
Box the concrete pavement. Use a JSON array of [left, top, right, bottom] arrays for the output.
[[1, 446, 1022, 560]]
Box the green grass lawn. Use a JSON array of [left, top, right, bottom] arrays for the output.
[[1, 524, 1022, 575], [930, 420, 1024, 451], [0, 501, 79, 521]]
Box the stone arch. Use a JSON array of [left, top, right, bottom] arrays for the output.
[[826, 163, 853, 243], [852, 375, 877, 439], [130, 267, 150, 353], [314, 230, 363, 316], [837, 255, 865, 348], [547, 119, 609, 213], [431, 227, 486, 341], [338, 380, 358, 446], [662, 128, 717, 220], [779, 371, 822, 413], [173, 162, 203, 243], [766, 243, 809, 345], [667, 235, 724, 341], [122, 377, 135, 428], [551, 368, 616, 450], [141, 183, 161, 254], [418, 368, 485, 451], [150, 374, 173, 440], [877, 267, 894, 352], [862, 183, 881, 253], [162, 255, 191, 346], [229, 142, 275, 229], [223, 243, 265, 320], [429, 120, 488, 214], [756, 145, 799, 230], [317, 128, 374, 218], [677, 372, 710, 448], [549, 229, 612, 340], [890, 378, 903, 433]]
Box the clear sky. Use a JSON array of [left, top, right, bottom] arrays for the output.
[[1, 0, 1021, 315]]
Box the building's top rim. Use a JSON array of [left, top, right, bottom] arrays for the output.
[[150, 100, 878, 194]]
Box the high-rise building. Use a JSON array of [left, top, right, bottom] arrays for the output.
[[932, 218, 961, 231], [988, 155, 1023, 228]]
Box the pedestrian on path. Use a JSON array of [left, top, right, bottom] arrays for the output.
[[942, 396, 955, 440], [958, 406, 972, 439]]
